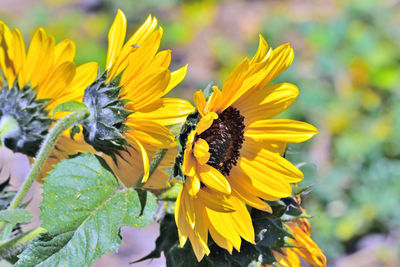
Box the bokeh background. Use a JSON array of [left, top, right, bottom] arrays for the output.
[[1, 0, 400, 266]]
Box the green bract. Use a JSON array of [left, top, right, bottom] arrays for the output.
[[81, 73, 131, 157], [0, 84, 52, 157]]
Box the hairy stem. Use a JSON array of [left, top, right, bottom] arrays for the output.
[[0, 111, 89, 240], [0, 227, 46, 264]]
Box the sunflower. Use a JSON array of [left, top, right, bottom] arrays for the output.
[[0, 21, 98, 156], [272, 217, 327, 267], [40, 10, 194, 188], [174, 35, 318, 261]]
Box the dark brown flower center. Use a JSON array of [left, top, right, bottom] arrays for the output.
[[198, 107, 245, 176]]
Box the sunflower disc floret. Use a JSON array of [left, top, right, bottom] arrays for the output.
[[0, 83, 52, 156]]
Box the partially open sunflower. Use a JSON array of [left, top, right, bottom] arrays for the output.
[[272, 196, 326, 267], [174, 35, 318, 261], [0, 21, 98, 157]]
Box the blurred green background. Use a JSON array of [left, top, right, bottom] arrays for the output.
[[1, 0, 400, 266]]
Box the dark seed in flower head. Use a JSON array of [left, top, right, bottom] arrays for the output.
[[198, 107, 245, 176]]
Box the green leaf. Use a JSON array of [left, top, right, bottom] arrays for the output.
[[52, 101, 88, 116], [0, 209, 32, 225], [15, 153, 157, 267]]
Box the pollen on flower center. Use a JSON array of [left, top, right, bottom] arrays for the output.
[[198, 107, 245, 176]]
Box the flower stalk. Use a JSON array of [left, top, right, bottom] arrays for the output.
[[0, 111, 89, 240]]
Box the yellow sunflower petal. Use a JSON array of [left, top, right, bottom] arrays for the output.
[[123, 68, 171, 111], [182, 131, 196, 176], [186, 174, 201, 196], [193, 201, 210, 255], [120, 28, 163, 87], [30, 34, 55, 88], [175, 189, 189, 247], [231, 186, 272, 213], [230, 197, 255, 244], [197, 164, 231, 195], [208, 222, 233, 253], [264, 43, 294, 84], [54, 39, 75, 65], [193, 90, 207, 116], [245, 119, 318, 143], [228, 167, 281, 201], [196, 112, 218, 135], [0, 22, 15, 86], [206, 86, 224, 114], [37, 61, 76, 105], [10, 28, 26, 76], [106, 9, 127, 71], [129, 98, 194, 125], [197, 187, 236, 212], [205, 206, 242, 251], [230, 162, 291, 199], [239, 157, 293, 196], [104, 145, 173, 189], [234, 83, 299, 121], [182, 149, 196, 177], [18, 28, 46, 87], [193, 138, 210, 165], [126, 135, 149, 183], [181, 187, 196, 228], [274, 248, 301, 267], [125, 118, 175, 148], [150, 49, 171, 68], [115, 14, 158, 76], [219, 57, 250, 110], [163, 64, 188, 96], [241, 141, 304, 183], [250, 34, 270, 64], [219, 64, 272, 112]]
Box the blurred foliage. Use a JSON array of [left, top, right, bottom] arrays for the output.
[[1, 0, 400, 264]]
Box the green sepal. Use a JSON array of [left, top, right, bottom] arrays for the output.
[[202, 82, 215, 100], [81, 73, 132, 157], [172, 110, 200, 182], [52, 101, 88, 116], [0, 83, 52, 157], [292, 184, 313, 196]]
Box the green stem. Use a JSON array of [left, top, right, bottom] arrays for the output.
[[0, 111, 88, 240], [0, 227, 46, 264], [134, 148, 168, 189]]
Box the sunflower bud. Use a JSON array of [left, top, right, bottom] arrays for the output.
[[0, 83, 52, 156], [81, 73, 131, 156]]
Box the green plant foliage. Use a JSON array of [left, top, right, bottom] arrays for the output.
[[0, 84, 52, 157], [173, 110, 200, 182], [136, 196, 303, 267], [14, 153, 157, 267], [81, 73, 132, 157], [0, 210, 32, 226], [52, 101, 88, 117]]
